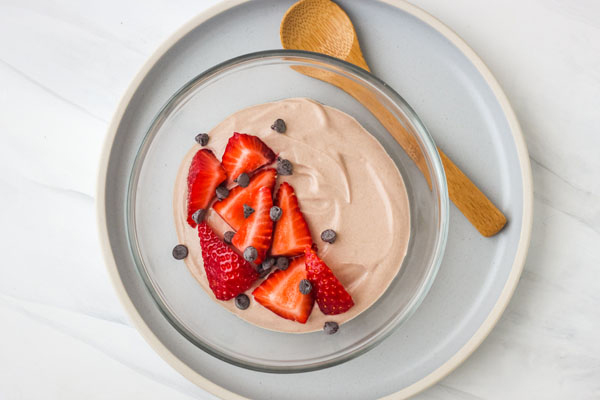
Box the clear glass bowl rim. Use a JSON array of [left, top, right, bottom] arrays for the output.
[[126, 49, 450, 373]]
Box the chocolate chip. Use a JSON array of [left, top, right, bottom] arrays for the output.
[[243, 246, 258, 262], [276, 257, 289, 270], [172, 244, 188, 260], [323, 321, 339, 335], [195, 133, 209, 146], [271, 118, 286, 133], [243, 204, 255, 218], [192, 209, 206, 224], [258, 257, 275, 278], [236, 172, 250, 188], [264, 256, 276, 268], [299, 279, 312, 295], [235, 294, 250, 310], [215, 185, 230, 200], [223, 231, 235, 244], [276, 158, 293, 176], [269, 206, 282, 222], [320, 229, 337, 244]]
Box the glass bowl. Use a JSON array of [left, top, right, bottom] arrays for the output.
[[127, 50, 448, 373]]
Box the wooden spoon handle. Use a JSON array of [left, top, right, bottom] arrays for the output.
[[438, 149, 506, 236], [291, 65, 507, 236], [347, 58, 507, 235]]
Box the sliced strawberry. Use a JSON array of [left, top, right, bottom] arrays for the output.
[[232, 186, 274, 265], [221, 132, 276, 183], [212, 168, 277, 231], [197, 222, 258, 300], [252, 256, 314, 323], [304, 246, 354, 315], [271, 182, 313, 257], [187, 149, 227, 227]]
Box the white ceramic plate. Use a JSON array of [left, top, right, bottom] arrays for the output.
[[97, 0, 533, 398]]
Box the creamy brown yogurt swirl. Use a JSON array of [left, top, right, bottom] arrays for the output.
[[173, 98, 410, 333]]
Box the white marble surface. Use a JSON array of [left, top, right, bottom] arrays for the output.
[[1, 0, 599, 398]]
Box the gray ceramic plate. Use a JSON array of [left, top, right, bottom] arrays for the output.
[[97, 0, 532, 398]]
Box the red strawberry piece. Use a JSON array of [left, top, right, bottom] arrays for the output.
[[232, 186, 274, 265], [271, 182, 313, 257], [221, 132, 276, 183], [252, 256, 314, 323], [213, 168, 277, 231], [304, 246, 354, 315], [197, 222, 258, 300], [187, 149, 227, 227]]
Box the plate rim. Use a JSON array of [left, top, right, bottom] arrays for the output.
[[96, 0, 533, 399]]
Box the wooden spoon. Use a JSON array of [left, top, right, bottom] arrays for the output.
[[281, 0, 507, 237]]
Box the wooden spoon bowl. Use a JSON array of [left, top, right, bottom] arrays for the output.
[[281, 0, 370, 71]]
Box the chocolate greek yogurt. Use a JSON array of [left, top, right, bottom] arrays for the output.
[[173, 98, 410, 333]]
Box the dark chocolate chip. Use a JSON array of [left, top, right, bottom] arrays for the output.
[[323, 321, 339, 335], [243, 204, 255, 218], [194, 133, 209, 146], [271, 118, 286, 133], [243, 246, 258, 262], [215, 185, 230, 201], [223, 231, 235, 244], [269, 206, 282, 222], [236, 172, 250, 188], [258, 257, 275, 278], [299, 279, 312, 295], [172, 244, 188, 260], [264, 256, 276, 268], [320, 229, 337, 244], [192, 209, 206, 224], [276, 158, 293, 176], [234, 294, 250, 310], [276, 256, 289, 270]]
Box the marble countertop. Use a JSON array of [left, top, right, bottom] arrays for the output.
[[1, 0, 598, 398]]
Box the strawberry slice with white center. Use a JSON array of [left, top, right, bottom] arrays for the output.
[[187, 149, 227, 227], [232, 186, 274, 265], [221, 132, 276, 183], [197, 222, 258, 300], [271, 182, 313, 257], [213, 168, 277, 231], [304, 246, 354, 315], [252, 256, 314, 323]]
